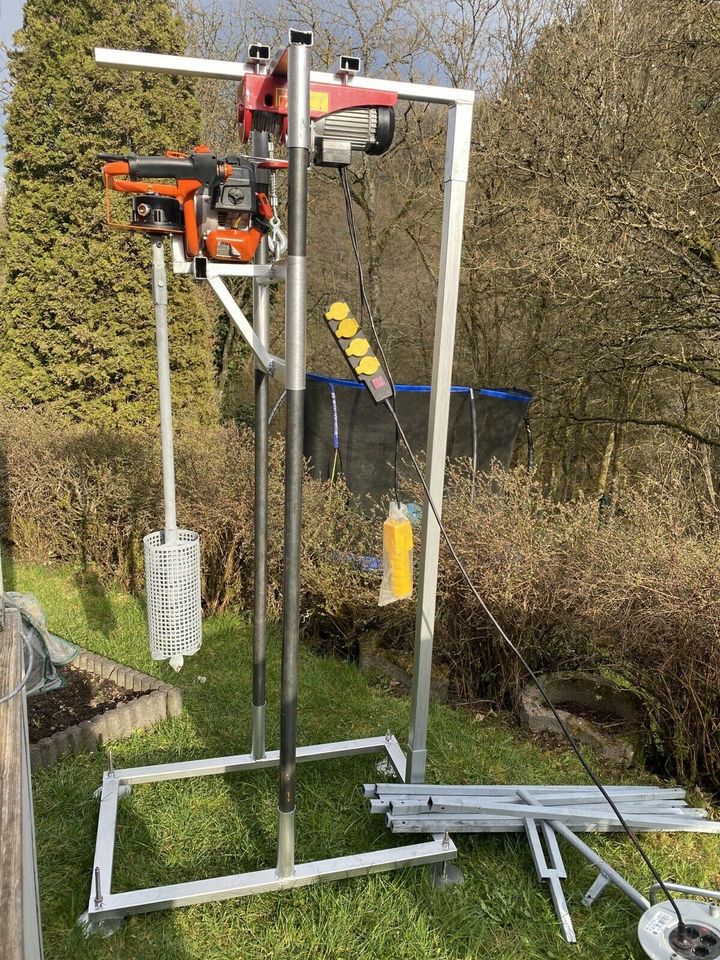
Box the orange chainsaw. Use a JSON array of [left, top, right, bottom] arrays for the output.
[[99, 145, 278, 262]]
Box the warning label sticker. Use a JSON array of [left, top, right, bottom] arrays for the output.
[[274, 88, 329, 114], [644, 910, 675, 936], [310, 91, 329, 113]]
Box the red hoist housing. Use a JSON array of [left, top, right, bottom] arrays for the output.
[[238, 73, 398, 157]]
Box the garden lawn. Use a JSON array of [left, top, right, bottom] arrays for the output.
[[9, 561, 719, 960]]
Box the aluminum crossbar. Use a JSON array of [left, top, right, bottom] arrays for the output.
[[384, 799, 696, 817], [89, 837, 455, 921], [113, 735, 405, 785], [386, 814, 720, 833], [94, 47, 475, 106], [364, 782, 688, 797]]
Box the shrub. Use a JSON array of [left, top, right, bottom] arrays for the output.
[[0, 405, 377, 632], [2, 406, 719, 788], [429, 467, 720, 787]]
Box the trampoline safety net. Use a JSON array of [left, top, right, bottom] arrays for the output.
[[303, 373, 532, 503]]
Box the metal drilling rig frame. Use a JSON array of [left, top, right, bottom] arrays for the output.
[[82, 29, 474, 931]]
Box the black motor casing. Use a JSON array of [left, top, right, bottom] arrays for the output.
[[212, 157, 258, 215], [131, 195, 184, 232]]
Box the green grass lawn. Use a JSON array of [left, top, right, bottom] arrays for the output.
[[9, 561, 719, 960]]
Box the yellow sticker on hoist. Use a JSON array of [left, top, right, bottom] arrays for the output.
[[310, 91, 330, 114], [275, 88, 329, 115]]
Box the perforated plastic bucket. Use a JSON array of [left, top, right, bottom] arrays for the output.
[[143, 529, 202, 664]]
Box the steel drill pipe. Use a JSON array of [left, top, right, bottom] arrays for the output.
[[251, 129, 270, 762], [277, 34, 311, 880]]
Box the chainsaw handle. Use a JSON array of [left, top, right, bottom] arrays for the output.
[[129, 155, 205, 181], [103, 162, 198, 199]]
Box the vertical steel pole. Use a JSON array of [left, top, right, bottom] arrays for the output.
[[151, 239, 178, 541], [277, 34, 311, 879], [407, 102, 473, 783], [251, 130, 270, 761]]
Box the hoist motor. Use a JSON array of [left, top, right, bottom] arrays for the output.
[[237, 53, 398, 167]]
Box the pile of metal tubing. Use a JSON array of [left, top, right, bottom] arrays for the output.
[[366, 782, 719, 835], [366, 782, 720, 942]]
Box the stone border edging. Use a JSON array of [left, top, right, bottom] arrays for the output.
[[29, 650, 182, 772]]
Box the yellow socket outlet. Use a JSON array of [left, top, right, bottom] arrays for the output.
[[336, 317, 359, 339], [325, 302, 350, 322], [345, 337, 370, 358], [356, 355, 380, 375]]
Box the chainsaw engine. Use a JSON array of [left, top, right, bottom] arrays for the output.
[[100, 147, 276, 263], [202, 156, 273, 261]]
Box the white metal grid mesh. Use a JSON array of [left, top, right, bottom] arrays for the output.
[[143, 529, 202, 661]]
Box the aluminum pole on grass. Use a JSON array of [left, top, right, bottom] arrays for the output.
[[407, 101, 473, 783], [277, 32, 311, 879], [251, 130, 270, 762]]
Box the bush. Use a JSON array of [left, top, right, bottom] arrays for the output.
[[0, 404, 377, 629], [2, 406, 719, 788], [430, 467, 720, 787]]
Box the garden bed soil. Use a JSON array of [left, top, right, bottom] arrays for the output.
[[27, 666, 148, 743]]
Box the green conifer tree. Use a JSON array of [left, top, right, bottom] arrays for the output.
[[0, 0, 218, 426]]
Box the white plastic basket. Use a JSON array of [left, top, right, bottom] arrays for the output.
[[143, 529, 202, 665]]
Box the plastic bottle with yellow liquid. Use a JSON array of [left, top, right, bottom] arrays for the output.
[[379, 501, 413, 606]]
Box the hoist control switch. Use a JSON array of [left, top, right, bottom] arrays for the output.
[[323, 301, 393, 403]]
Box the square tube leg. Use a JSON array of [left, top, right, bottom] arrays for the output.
[[408, 101, 473, 783]]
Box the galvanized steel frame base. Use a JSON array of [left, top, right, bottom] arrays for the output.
[[83, 735, 457, 926]]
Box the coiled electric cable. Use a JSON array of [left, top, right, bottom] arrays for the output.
[[0, 635, 34, 706]]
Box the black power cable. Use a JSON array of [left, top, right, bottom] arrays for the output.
[[384, 399, 685, 932], [0, 634, 34, 706], [338, 166, 401, 510], [337, 167, 685, 931]]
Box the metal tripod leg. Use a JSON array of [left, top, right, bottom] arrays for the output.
[[521, 802, 576, 943], [518, 789, 650, 914], [583, 872, 612, 907]]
